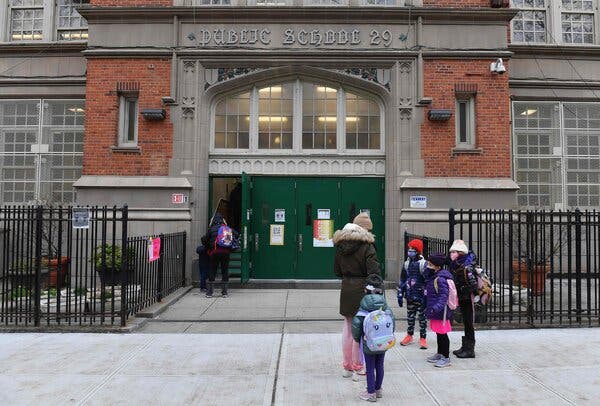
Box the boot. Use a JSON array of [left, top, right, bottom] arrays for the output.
[[221, 282, 229, 298], [455, 338, 475, 359], [452, 336, 466, 356], [205, 282, 213, 298]]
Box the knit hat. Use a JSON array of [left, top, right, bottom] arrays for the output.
[[365, 274, 384, 294], [353, 212, 373, 231], [449, 239, 469, 254], [427, 253, 446, 267], [408, 239, 424, 255]]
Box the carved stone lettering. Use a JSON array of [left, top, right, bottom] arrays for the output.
[[227, 30, 238, 44], [324, 30, 336, 45], [260, 29, 271, 45], [350, 29, 360, 45], [239, 29, 249, 44], [297, 30, 309, 46], [310, 30, 322, 46], [199, 30, 211, 45], [213, 29, 225, 46], [338, 30, 349, 45], [283, 29, 294, 45]]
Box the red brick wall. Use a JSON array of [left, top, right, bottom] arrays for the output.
[[421, 59, 511, 178], [422, 0, 491, 6], [90, 0, 171, 5], [84, 59, 173, 176]]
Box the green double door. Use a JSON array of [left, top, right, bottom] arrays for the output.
[[244, 177, 384, 280]]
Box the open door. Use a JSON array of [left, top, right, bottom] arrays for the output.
[[240, 172, 251, 283]]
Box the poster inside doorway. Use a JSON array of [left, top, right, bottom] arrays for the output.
[[270, 224, 284, 246], [313, 220, 334, 247]]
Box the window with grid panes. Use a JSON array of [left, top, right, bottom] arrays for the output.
[[9, 0, 44, 41], [561, 0, 595, 44], [362, 0, 398, 5], [57, 0, 89, 41], [0, 100, 84, 205], [511, 0, 547, 43], [212, 81, 383, 153], [513, 102, 600, 209]]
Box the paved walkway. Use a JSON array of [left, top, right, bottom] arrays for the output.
[[1, 288, 599, 405]]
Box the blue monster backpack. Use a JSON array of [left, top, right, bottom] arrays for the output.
[[358, 308, 396, 352]]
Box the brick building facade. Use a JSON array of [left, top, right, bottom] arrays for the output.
[[2, 0, 599, 281]]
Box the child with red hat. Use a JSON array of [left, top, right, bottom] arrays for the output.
[[398, 238, 429, 349]]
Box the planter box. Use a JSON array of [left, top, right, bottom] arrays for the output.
[[85, 285, 141, 314], [96, 267, 132, 286]]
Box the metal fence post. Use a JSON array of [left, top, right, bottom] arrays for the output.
[[575, 208, 582, 324], [157, 234, 164, 302], [526, 211, 535, 326], [448, 208, 455, 251], [182, 232, 187, 287], [34, 206, 43, 327], [120, 205, 128, 327]]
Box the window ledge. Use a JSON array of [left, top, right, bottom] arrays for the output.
[[452, 147, 483, 155], [111, 146, 141, 153]]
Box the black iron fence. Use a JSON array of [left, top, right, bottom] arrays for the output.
[[0, 205, 186, 327], [405, 208, 600, 328]]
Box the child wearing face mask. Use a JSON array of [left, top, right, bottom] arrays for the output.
[[398, 239, 428, 349]]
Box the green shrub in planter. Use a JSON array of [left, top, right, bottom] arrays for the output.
[[93, 244, 136, 286], [10, 286, 32, 300]]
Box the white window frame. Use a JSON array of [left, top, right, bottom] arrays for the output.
[[118, 96, 139, 148], [3, 0, 89, 43], [511, 0, 600, 45], [55, 0, 90, 42], [455, 96, 476, 149], [210, 80, 385, 156]]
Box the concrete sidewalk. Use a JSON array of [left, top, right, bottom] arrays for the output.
[[1, 328, 599, 405]]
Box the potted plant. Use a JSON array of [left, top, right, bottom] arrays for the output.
[[42, 257, 70, 288], [8, 260, 36, 288], [93, 244, 136, 286]]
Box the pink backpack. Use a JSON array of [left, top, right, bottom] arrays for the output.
[[434, 277, 458, 310]]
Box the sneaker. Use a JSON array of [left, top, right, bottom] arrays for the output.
[[419, 337, 428, 349], [342, 369, 353, 378], [375, 388, 383, 398], [205, 292, 213, 298], [352, 371, 365, 382], [434, 357, 451, 368], [400, 335, 413, 346], [426, 353, 443, 363], [358, 391, 377, 402], [221, 292, 228, 298]]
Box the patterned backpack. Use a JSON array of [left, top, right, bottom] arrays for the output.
[[215, 225, 234, 248], [360, 309, 396, 352]]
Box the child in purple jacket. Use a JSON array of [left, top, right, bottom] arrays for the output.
[[424, 253, 454, 368]]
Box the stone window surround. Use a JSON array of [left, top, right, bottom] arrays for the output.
[[511, 0, 600, 45], [0, 0, 88, 43], [209, 78, 385, 156]]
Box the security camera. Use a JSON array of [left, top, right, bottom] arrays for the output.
[[490, 58, 506, 74]]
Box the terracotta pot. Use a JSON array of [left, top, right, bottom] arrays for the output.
[[511, 259, 549, 296], [47, 257, 70, 288]]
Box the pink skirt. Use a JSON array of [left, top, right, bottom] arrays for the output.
[[430, 319, 452, 334]]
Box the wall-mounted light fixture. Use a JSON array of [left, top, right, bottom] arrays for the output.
[[428, 109, 452, 122], [141, 109, 166, 121]]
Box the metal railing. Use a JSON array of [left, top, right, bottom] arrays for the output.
[[405, 208, 600, 328], [0, 205, 186, 328]]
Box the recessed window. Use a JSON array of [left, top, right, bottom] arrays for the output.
[[57, 0, 89, 41], [511, 0, 546, 43], [118, 96, 138, 147], [455, 97, 475, 148], [212, 81, 383, 153], [561, 0, 595, 44], [10, 0, 44, 41]]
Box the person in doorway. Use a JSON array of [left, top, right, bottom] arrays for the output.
[[195, 244, 209, 291], [352, 274, 394, 402], [448, 239, 479, 358], [334, 213, 380, 381], [398, 239, 428, 349], [424, 253, 454, 368], [201, 213, 235, 298]]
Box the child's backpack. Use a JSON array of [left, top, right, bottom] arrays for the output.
[[472, 266, 493, 305], [434, 276, 458, 310], [215, 225, 234, 248], [362, 309, 396, 352]]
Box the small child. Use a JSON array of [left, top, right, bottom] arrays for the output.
[[352, 274, 395, 402], [424, 253, 454, 368], [398, 239, 428, 349]]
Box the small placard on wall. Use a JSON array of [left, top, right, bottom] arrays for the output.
[[270, 224, 284, 246], [275, 209, 285, 222], [410, 196, 427, 209], [171, 193, 188, 204], [317, 209, 331, 220]]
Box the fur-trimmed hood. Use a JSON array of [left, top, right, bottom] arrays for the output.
[[333, 223, 375, 244]]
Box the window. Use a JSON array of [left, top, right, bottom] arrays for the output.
[[513, 102, 600, 208], [561, 0, 595, 44], [258, 84, 293, 149], [511, 0, 547, 43], [302, 84, 337, 150], [118, 96, 138, 147], [214, 92, 250, 149], [362, 0, 397, 5], [212, 81, 383, 153], [0, 100, 84, 205], [511, 0, 600, 45], [304, 0, 347, 5], [9, 0, 44, 41], [56, 0, 89, 41], [455, 97, 475, 148]]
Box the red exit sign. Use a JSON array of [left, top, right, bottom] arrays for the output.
[[171, 193, 188, 204]]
